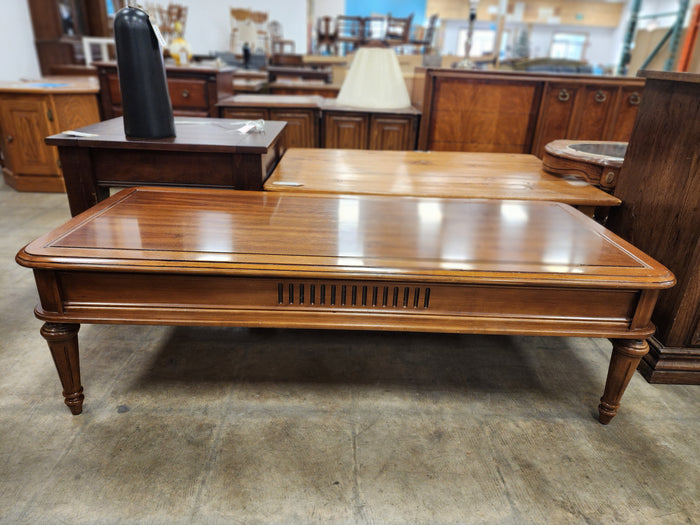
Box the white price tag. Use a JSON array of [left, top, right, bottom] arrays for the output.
[[152, 24, 168, 48]]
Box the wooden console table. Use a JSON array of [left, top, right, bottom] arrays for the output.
[[45, 117, 286, 216], [264, 148, 620, 215], [0, 77, 100, 192], [17, 187, 673, 423]]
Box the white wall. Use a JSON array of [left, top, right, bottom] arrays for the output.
[[179, 0, 308, 55], [0, 1, 41, 81]]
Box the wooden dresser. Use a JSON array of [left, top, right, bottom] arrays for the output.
[[606, 70, 700, 384], [0, 77, 100, 192], [94, 61, 234, 119], [418, 69, 644, 157]]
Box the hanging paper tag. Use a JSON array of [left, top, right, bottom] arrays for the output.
[[152, 24, 168, 48]]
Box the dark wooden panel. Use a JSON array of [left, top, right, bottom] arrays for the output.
[[572, 86, 616, 140], [270, 109, 319, 148], [369, 115, 417, 151]]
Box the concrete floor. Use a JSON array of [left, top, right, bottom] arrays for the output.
[[1, 180, 698, 524]]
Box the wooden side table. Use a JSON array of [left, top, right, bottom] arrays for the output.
[[45, 117, 286, 216], [542, 139, 626, 192]]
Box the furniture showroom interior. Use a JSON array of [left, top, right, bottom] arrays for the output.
[[1, 0, 698, 523]]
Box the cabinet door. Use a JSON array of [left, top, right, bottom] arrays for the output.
[[570, 86, 616, 140], [323, 112, 368, 149], [369, 115, 417, 150], [607, 86, 642, 142], [270, 109, 318, 148], [531, 83, 579, 158], [0, 95, 59, 175]]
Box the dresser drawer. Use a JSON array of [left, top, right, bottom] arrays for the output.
[[168, 79, 208, 109]]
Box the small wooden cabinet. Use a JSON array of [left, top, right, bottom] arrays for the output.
[[323, 103, 420, 150], [95, 62, 234, 119], [219, 94, 322, 148], [0, 78, 100, 192]]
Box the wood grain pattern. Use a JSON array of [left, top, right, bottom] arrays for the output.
[[16, 188, 674, 419], [265, 148, 620, 207], [606, 70, 700, 384], [46, 117, 287, 215]]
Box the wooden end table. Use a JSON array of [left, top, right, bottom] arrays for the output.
[[45, 117, 286, 216]]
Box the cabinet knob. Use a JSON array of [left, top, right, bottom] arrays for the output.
[[181, 89, 190, 98], [558, 89, 570, 102], [5, 135, 13, 144], [594, 90, 607, 103], [628, 92, 641, 106]]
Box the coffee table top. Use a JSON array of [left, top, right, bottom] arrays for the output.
[[264, 149, 621, 207], [18, 187, 672, 289], [45, 117, 286, 154]]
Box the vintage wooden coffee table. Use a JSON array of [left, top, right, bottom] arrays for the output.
[[16, 187, 673, 423], [264, 148, 621, 217]]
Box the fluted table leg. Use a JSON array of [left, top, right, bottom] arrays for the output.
[[40, 323, 84, 415], [598, 339, 649, 424]]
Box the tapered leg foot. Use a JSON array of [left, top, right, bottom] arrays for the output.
[[598, 339, 648, 424], [40, 323, 83, 415]]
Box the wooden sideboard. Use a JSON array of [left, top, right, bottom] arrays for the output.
[[219, 95, 323, 148], [417, 69, 644, 157], [0, 77, 100, 192], [606, 70, 700, 384], [94, 61, 234, 119], [219, 95, 420, 151]]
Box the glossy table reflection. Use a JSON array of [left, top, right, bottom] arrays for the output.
[[264, 149, 621, 217], [17, 188, 673, 423]]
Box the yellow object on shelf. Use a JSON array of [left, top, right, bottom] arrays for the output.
[[169, 22, 192, 66]]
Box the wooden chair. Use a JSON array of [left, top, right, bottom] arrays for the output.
[[269, 20, 295, 55], [229, 8, 252, 53], [410, 14, 438, 54], [335, 16, 364, 54], [249, 11, 269, 53], [384, 13, 413, 47], [315, 16, 337, 54]]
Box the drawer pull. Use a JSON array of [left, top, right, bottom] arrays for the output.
[[5, 135, 13, 144], [558, 88, 570, 102], [628, 92, 641, 105], [595, 90, 607, 103], [181, 89, 190, 98]]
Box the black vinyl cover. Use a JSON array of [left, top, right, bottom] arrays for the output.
[[113, 6, 175, 139]]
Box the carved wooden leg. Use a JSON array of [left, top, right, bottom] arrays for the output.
[[40, 323, 84, 415], [598, 339, 649, 424]]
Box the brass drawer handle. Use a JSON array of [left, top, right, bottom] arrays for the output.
[[5, 135, 13, 144], [558, 88, 570, 102], [181, 89, 190, 98], [628, 92, 641, 105], [595, 90, 607, 103]]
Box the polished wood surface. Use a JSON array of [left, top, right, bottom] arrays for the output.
[[17, 187, 673, 421], [418, 69, 644, 157], [607, 70, 700, 384], [543, 139, 627, 192], [0, 78, 100, 192], [265, 148, 621, 208], [45, 117, 286, 215]]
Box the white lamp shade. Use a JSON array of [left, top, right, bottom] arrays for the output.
[[336, 47, 411, 109]]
